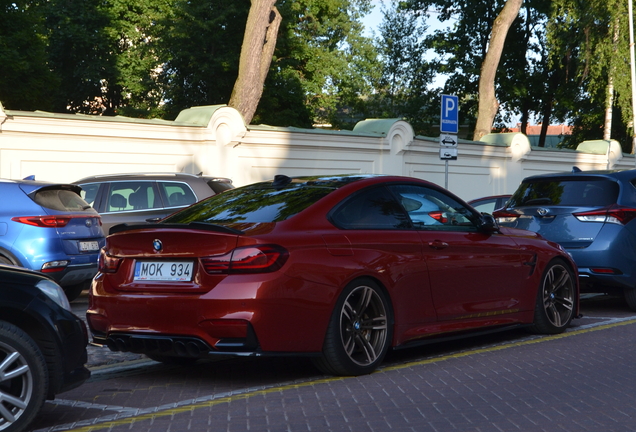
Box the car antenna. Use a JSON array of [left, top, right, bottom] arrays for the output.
[[572, 166, 582, 173], [272, 175, 292, 190]]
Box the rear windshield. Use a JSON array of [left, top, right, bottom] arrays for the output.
[[163, 184, 335, 224], [508, 178, 619, 207], [33, 189, 91, 212]]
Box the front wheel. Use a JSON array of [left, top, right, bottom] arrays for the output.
[[313, 279, 392, 376], [0, 321, 48, 432], [528, 260, 575, 334]]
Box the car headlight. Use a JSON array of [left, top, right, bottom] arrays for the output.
[[36, 279, 71, 311]]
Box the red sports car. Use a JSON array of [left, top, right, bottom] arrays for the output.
[[87, 175, 579, 376]]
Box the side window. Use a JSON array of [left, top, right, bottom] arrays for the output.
[[106, 182, 160, 212], [388, 184, 478, 231], [471, 198, 497, 214], [78, 183, 100, 207], [160, 182, 198, 207], [330, 186, 410, 229]]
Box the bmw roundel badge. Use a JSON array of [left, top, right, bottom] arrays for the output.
[[153, 239, 163, 252]]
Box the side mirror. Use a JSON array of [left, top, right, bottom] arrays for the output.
[[478, 213, 499, 233]]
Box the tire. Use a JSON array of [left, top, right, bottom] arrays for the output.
[[313, 279, 392, 376], [528, 260, 575, 334], [624, 289, 636, 311], [0, 256, 13, 265], [64, 280, 90, 302], [0, 321, 48, 432]]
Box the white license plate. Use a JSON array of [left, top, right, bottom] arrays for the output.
[[79, 241, 100, 252], [134, 261, 194, 281]]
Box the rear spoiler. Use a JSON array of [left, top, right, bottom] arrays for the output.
[[109, 222, 244, 236]]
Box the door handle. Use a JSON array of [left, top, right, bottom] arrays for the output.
[[428, 240, 449, 250]]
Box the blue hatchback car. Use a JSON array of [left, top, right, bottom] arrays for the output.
[[494, 169, 636, 310], [0, 179, 105, 300]]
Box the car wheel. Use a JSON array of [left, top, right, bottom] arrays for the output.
[[313, 279, 392, 376], [0, 256, 13, 265], [624, 289, 636, 311], [528, 260, 575, 334], [64, 280, 90, 302], [0, 321, 48, 432]]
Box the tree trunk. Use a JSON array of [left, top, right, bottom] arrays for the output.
[[472, 0, 523, 142], [603, 18, 620, 141], [229, 0, 282, 125]]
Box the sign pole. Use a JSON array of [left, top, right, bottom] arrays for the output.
[[440, 94, 459, 190]]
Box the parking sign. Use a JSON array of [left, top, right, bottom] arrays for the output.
[[440, 95, 459, 134]]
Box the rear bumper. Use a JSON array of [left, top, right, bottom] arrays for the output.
[[48, 262, 98, 287]]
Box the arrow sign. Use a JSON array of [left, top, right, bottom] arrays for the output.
[[439, 133, 458, 147]]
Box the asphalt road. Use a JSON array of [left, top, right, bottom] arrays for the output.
[[29, 293, 636, 432]]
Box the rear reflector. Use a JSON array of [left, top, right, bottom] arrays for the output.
[[590, 268, 622, 275]]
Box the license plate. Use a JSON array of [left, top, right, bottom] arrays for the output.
[[79, 241, 100, 252], [134, 261, 194, 281]]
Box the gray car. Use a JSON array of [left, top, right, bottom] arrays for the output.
[[73, 173, 233, 234]]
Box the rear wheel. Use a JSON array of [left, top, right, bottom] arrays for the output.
[[0, 321, 48, 432], [0, 256, 14, 265], [313, 279, 392, 376], [528, 260, 575, 334]]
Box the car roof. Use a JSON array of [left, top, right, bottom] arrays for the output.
[[522, 168, 636, 183], [0, 178, 82, 194], [73, 172, 232, 183]]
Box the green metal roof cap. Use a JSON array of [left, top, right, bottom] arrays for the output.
[[352, 118, 402, 136]]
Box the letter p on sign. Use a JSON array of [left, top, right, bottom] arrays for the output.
[[440, 95, 459, 134]]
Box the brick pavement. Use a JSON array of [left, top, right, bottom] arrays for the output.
[[32, 305, 636, 432]]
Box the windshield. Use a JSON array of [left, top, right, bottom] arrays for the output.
[[508, 178, 619, 207], [163, 183, 336, 224]]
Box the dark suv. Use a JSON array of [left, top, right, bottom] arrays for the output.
[[0, 264, 89, 432], [73, 173, 233, 234], [494, 169, 636, 309]]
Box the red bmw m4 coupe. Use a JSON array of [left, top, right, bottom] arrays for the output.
[[87, 174, 579, 376]]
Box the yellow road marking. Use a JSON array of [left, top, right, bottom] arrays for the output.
[[63, 318, 636, 432]]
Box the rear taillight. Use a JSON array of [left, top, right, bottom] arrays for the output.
[[493, 210, 519, 224], [12, 215, 71, 227], [201, 245, 289, 274], [98, 249, 122, 273], [428, 211, 448, 224], [573, 206, 636, 225]]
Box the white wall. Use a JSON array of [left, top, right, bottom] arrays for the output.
[[0, 103, 633, 202]]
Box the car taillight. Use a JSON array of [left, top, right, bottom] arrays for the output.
[[573, 206, 636, 225], [201, 245, 289, 274], [492, 210, 519, 224], [98, 249, 122, 273], [428, 211, 448, 224], [12, 215, 72, 227]]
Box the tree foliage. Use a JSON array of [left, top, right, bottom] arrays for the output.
[[0, 0, 57, 111], [254, 0, 380, 128]]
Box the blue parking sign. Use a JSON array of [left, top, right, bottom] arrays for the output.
[[440, 95, 459, 134]]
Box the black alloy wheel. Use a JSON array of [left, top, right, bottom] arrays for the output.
[[529, 260, 575, 334], [314, 279, 392, 376]]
